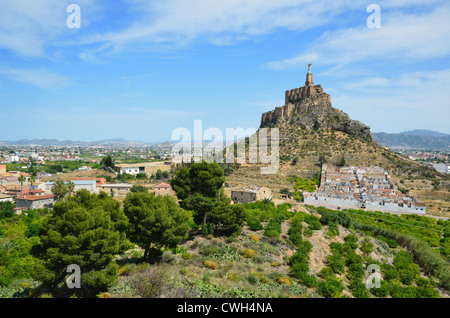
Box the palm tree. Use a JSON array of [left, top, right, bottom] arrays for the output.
[[52, 179, 68, 202], [67, 181, 75, 195], [28, 175, 36, 189], [18, 175, 26, 197]]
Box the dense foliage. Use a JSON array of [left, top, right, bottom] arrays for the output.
[[123, 191, 191, 259], [32, 190, 130, 297]]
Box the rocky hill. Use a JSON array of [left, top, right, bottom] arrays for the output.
[[226, 65, 449, 206]]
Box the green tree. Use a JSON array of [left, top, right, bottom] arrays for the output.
[[0, 201, 15, 219], [170, 161, 225, 234], [130, 185, 148, 193], [32, 190, 129, 297], [155, 169, 163, 180], [123, 191, 190, 259], [209, 200, 245, 235], [135, 173, 148, 180], [101, 155, 115, 169]]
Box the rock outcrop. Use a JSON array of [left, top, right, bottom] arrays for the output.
[[260, 64, 373, 143]]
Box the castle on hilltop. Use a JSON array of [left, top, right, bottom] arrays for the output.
[[260, 63, 331, 127]]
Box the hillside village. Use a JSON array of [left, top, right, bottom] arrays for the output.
[[304, 165, 426, 215]]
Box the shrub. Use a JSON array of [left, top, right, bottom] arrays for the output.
[[250, 235, 259, 242], [303, 227, 313, 237], [360, 238, 374, 255], [317, 267, 334, 279], [247, 274, 258, 285], [369, 280, 389, 298], [308, 220, 322, 231], [161, 251, 177, 264], [199, 244, 219, 256], [242, 248, 255, 259], [327, 222, 339, 237], [204, 260, 218, 270], [387, 239, 399, 248], [288, 217, 303, 247], [277, 276, 292, 286], [129, 265, 167, 298], [227, 273, 239, 282], [247, 217, 264, 231], [317, 278, 344, 298], [264, 218, 282, 239], [182, 252, 193, 260]]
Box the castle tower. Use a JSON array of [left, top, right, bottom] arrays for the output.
[[305, 62, 314, 86]]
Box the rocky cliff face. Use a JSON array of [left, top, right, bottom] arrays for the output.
[[260, 84, 373, 143]]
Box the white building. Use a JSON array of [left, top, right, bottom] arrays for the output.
[[42, 180, 97, 194]]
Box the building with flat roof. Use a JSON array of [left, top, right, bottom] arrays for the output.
[[115, 162, 171, 176], [0, 194, 14, 202], [231, 186, 272, 204], [42, 180, 97, 194], [71, 177, 107, 186], [99, 183, 133, 196]]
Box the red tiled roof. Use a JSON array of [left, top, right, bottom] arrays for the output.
[[29, 189, 45, 194], [154, 183, 171, 189], [16, 194, 54, 201]]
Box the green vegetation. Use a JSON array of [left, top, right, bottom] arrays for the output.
[[32, 190, 130, 297], [123, 191, 191, 260], [287, 176, 319, 193], [0, 159, 447, 298], [314, 206, 450, 293]]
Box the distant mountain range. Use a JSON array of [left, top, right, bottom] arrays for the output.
[[1, 129, 449, 150], [373, 130, 450, 150], [0, 138, 156, 147]]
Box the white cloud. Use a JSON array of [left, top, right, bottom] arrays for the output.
[[331, 69, 450, 133], [0, 68, 69, 88], [77, 0, 370, 52], [0, 0, 104, 57], [265, 4, 450, 69]]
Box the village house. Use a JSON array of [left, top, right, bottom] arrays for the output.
[[152, 182, 174, 196], [71, 177, 107, 187], [42, 180, 98, 194], [15, 194, 55, 211], [0, 194, 14, 202], [231, 186, 272, 204], [98, 183, 133, 196]]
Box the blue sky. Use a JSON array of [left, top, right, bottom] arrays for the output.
[[0, 0, 449, 142]]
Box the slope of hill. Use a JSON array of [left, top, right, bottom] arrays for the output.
[[226, 67, 448, 192], [105, 203, 449, 299]]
